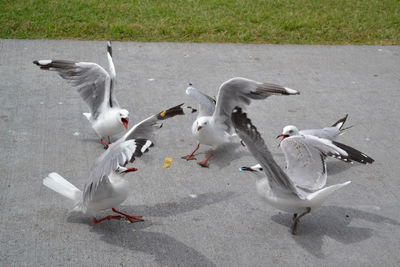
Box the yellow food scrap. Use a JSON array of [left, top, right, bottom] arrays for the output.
[[163, 157, 173, 168], [160, 111, 167, 117]]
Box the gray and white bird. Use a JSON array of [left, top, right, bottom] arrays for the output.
[[240, 115, 372, 172], [34, 42, 129, 148], [43, 104, 185, 223], [232, 107, 356, 234], [182, 77, 300, 167], [292, 114, 352, 140]]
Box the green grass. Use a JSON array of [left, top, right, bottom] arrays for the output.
[[1, 0, 399, 44]]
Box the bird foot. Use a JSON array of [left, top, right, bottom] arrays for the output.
[[197, 160, 209, 168], [181, 154, 197, 161], [112, 208, 144, 223], [124, 215, 144, 223], [100, 139, 110, 149], [92, 215, 124, 224]]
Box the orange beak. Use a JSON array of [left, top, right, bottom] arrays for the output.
[[121, 118, 129, 129]]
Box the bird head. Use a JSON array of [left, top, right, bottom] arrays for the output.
[[196, 117, 210, 131], [276, 125, 299, 146], [119, 109, 129, 130]]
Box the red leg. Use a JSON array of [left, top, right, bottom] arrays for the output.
[[100, 138, 110, 149], [181, 144, 200, 160], [197, 152, 215, 168], [92, 215, 124, 224], [112, 208, 144, 223]]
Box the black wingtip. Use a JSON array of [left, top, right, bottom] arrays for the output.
[[33, 60, 39, 65], [107, 41, 112, 57], [332, 141, 375, 164], [156, 103, 185, 120]]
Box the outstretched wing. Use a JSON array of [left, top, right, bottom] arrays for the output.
[[186, 86, 215, 117], [231, 107, 306, 199], [281, 135, 340, 191], [82, 138, 153, 208], [34, 59, 113, 119], [122, 103, 185, 141], [214, 77, 299, 133]]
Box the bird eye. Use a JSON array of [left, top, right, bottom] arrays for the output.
[[289, 130, 293, 134]]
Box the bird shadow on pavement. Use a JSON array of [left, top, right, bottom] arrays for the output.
[[327, 161, 353, 175], [271, 205, 400, 258], [200, 142, 250, 168], [66, 191, 236, 266]]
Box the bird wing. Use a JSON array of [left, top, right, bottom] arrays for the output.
[[186, 86, 216, 117], [300, 127, 340, 140], [122, 103, 185, 141], [33, 46, 118, 119], [82, 138, 153, 207], [214, 77, 299, 133], [231, 107, 306, 199]]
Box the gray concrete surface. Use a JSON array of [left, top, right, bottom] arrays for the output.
[[0, 39, 399, 266]]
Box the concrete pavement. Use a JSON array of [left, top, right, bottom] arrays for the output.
[[0, 39, 400, 266]]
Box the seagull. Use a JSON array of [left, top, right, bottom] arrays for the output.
[[182, 77, 300, 167], [33, 41, 129, 148], [42, 104, 186, 223], [240, 115, 372, 172], [232, 107, 355, 234], [283, 114, 352, 141], [277, 125, 374, 164]]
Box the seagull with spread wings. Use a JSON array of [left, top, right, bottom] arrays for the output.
[[240, 114, 372, 172], [34, 42, 129, 148], [182, 77, 300, 167], [232, 107, 361, 234], [42, 104, 185, 223]]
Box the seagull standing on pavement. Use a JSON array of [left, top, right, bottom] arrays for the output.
[[34, 42, 129, 148], [232, 107, 359, 234], [182, 77, 300, 167], [43, 104, 186, 223]]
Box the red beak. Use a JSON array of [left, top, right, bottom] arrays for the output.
[[276, 134, 289, 147], [121, 118, 129, 129], [122, 167, 137, 173]]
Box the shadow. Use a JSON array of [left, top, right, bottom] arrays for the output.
[[197, 143, 249, 168], [67, 217, 216, 266], [123, 191, 237, 217], [326, 160, 353, 175], [271, 206, 400, 258], [66, 191, 236, 266]]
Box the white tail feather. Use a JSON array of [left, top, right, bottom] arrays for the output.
[[43, 172, 81, 201]]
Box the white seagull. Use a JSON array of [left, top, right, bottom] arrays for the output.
[[240, 115, 371, 172], [34, 41, 129, 148], [43, 104, 186, 223], [182, 77, 300, 167], [293, 114, 352, 140], [232, 107, 356, 234]]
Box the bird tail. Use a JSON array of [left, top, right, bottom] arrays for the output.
[[43, 172, 82, 201], [331, 114, 355, 133]]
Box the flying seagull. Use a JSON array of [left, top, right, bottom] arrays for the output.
[[182, 77, 300, 167], [34, 41, 129, 148], [42, 104, 186, 223], [232, 107, 356, 234]]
